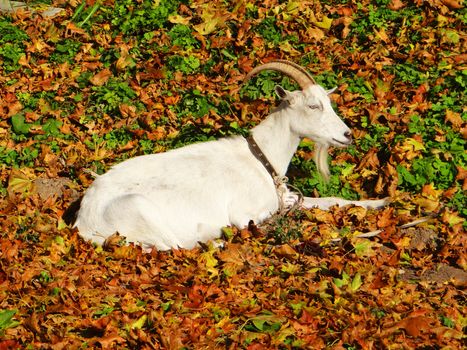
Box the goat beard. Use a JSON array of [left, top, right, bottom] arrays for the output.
[[314, 143, 330, 182]]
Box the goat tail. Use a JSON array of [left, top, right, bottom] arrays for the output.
[[314, 143, 330, 182]]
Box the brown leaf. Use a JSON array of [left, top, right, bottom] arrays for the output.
[[376, 207, 395, 228], [138, 68, 165, 81], [389, 0, 406, 10], [24, 312, 41, 333], [115, 46, 133, 71], [306, 27, 325, 41], [103, 232, 125, 250], [90, 68, 112, 86], [97, 333, 126, 349], [445, 110, 464, 129], [273, 244, 298, 259], [357, 147, 380, 170]]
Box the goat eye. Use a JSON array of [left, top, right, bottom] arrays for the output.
[[308, 105, 320, 110]]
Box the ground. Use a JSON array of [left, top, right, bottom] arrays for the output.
[[0, 0, 465, 348]]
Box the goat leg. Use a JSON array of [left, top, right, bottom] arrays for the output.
[[301, 196, 389, 210]]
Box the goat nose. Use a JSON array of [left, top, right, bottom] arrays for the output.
[[344, 130, 352, 141]]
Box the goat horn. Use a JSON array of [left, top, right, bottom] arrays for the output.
[[244, 59, 316, 90]]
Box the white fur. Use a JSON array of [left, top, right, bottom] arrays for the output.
[[75, 84, 387, 250]]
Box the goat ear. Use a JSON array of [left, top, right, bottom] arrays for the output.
[[327, 86, 338, 95], [274, 85, 290, 100]]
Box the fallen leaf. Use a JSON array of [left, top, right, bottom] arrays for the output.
[[90, 68, 112, 86], [389, 0, 406, 10], [273, 244, 298, 259], [8, 169, 35, 197], [193, 6, 227, 35], [445, 110, 464, 129], [313, 15, 333, 30], [440, 0, 464, 9]]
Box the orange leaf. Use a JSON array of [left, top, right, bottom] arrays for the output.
[[273, 244, 298, 259], [397, 315, 434, 337], [445, 110, 463, 129], [377, 207, 395, 228], [389, 0, 406, 10], [421, 183, 443, 200], [440, 0, 464, 9], [90, 68, 112, 86], [97, 333, 126, 348]]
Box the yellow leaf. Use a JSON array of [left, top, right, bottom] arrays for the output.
[[278, 41, 300, 54], [168, 14, 191, 25], [361, 168, 378, 177], [313, 15, 333, 30], [57, 219, 68, 230], [8, 169, 35, 197], [199, 250, 219, 278], [285, 1, 300, 14], [281, 262, 300, 275], [350, 272, 362, 292], [352, 238, 379, 258], [437, 14, 449, 27], [128, 314, 147, 330], [194, 18, 221, 35], [44, 23, 61, 43], [413, 197, 439, 212], [442, 210, 465, 227], [396, 138, 425, 160], [421, 183, 443, 200], [193, 6, 226, 35], [405, 138, 425, 151], [347, 207, 367, 221], [399, 236, 412, 248], [374, 27, 389, 42], [115, 46, 134, 71]]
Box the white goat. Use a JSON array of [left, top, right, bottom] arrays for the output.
[[73, 60, 387, 250]]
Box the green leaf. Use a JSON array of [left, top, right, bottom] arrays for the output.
[[42, 118, 63, 136], [0, 309, 20, 332], [353, 239, 379, 258], [350, 272, 362, 292], [221, 226, 234, 239], [252, 318, 265, 331], [249, 314, 285, 333], [444, 29, 459, 44], [11, 114, 31, 135]]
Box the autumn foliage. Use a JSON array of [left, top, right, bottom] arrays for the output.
[[0, 0, 465, 348]]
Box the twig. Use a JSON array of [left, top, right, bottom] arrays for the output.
[[331, 216, 435, 242]]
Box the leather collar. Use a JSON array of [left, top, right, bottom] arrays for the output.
[[246, 135, 278, 179]]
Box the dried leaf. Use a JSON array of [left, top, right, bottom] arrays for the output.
[[90, 68, 112, 86], [313, 15, 333, 30], [397, 315, 434, 337], [440, 0, 464, 9]]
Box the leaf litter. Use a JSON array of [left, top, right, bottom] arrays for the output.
[[0, 0, 466, 348]]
